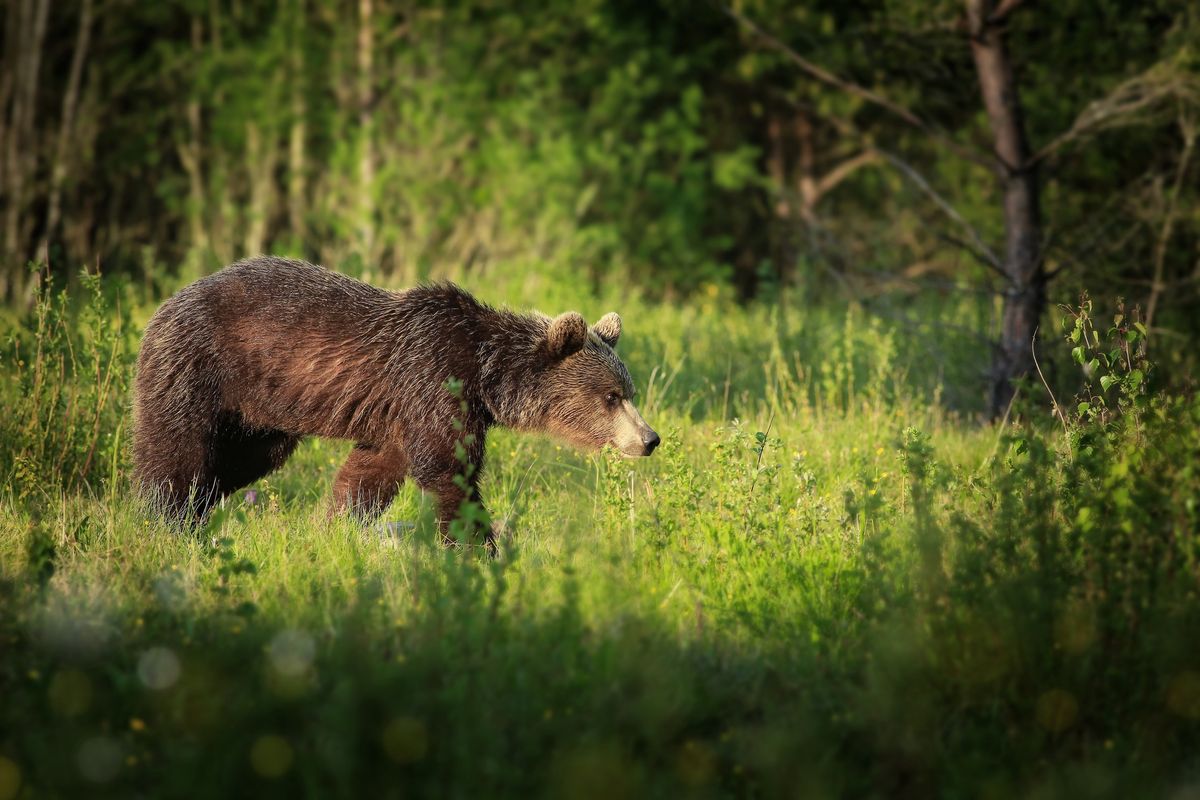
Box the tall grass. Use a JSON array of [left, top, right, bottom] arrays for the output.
[[1, 271, 1197, 798]]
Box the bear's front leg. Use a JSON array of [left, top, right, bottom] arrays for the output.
[[417, 472, 497, 552], [330, 443, 409, 522], [407, 425, 497, 553]]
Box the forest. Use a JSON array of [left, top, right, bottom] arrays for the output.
[[1, 0, 1199, 797]]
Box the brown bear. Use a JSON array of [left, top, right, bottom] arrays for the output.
[[132, 256, 659, 543]]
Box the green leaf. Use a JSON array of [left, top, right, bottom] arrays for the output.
[[1100, 375, 1117, 392], [1070, 327, 1081, 343], [1077, 401, 1091, 414], [1072, 346, 1085, 365], [1127, 369, 1143, 389], [1134, 322, 1148, 337], [1087, 358, 1099, 373]]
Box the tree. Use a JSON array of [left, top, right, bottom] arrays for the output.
[[728, 0, 1198, 415], [966, 0, 1042, 415]]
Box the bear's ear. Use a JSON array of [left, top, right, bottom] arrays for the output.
[[547, 312, 589, 359], [593, 312, 621, 348]]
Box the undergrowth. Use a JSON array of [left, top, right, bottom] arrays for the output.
[[0, 276, 1197, 798]]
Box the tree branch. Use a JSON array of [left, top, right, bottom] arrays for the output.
[[1030, 62, 1200, 167], [987, 0, 1027, 26], [765, 95, 1004, 280], [723, 4, 996, 170], [875, 148, 1005, 275], [1145, 110, 1196, 331], [814, 150, 880, 199]]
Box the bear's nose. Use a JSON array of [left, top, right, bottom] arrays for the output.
[[643, 431, 661, 455]]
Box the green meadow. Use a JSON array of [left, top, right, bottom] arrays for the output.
[[1, 270, 1197, 798], [4, 0, 1199, 795]]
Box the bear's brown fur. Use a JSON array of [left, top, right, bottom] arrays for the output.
[[132, 257, 658, 541]]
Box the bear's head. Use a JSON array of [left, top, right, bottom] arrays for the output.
[[533, 310, 659, 457]]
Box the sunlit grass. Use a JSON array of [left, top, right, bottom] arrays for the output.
[[1, 273, 1197, 797]]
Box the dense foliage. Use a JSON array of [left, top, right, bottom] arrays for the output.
[[5, 3, 1198, 327]]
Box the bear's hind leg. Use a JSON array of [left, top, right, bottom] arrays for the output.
[[133, 423, 220, 525], [330, 443, 409, 522], [211, 413, 300, 498]]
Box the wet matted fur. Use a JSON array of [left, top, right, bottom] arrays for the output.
[[132, 256, 659, 543]]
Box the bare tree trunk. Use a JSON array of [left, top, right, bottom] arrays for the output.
[[287, 0, 308, 246], [63, 84, 99, 260], [3, 0, 51, 294], [967, 0, 1044, 417], [767, 107, 881, 288], [0, 0, 18, 195], [357, 0, 375, 260], [39, 0, 95, 266], [766, 112, 790, 218], [795, 113, 817, 224], [242, 119, 279, 256], [0, 0, 19, 301], [178, 15, 209, 260], [1145, 112, 1195, 333], [208, 0, 233, 265], [765, 110, 798, 287]]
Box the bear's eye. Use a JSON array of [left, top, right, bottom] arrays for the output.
[[605, 392, 620, 409]]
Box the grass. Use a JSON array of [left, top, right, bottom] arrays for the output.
[[1, 267, 1198, 798]]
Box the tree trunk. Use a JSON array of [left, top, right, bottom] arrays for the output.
[[39, 0, 95, 266], [795, 113, 817, 224], [357, 0, 375, 260], [287, 0, 308, 246], [966, 0, 1044, 417], [3, 0, 51, 297], [242, 120, 277, 256], [1144, 113, 1195, 334], [179, 15, 209, 260], [208, 0, 233, 265], [0, 0, 18, 195]]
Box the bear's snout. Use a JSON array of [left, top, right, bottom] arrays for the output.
[[609, 399, 659, 458]]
